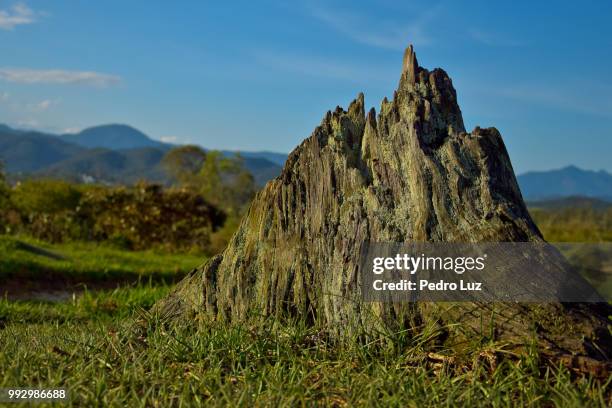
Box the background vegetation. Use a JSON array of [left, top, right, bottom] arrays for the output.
[[0, 147, 255, 254], [530, 206, 612, 242]]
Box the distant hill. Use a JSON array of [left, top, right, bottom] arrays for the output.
[[40, 147, 282, 185], [0, 126, 85, 173], [60, 125, 290, 168], [39, 147, 168, 184], [0, 123, 284, 186], [60, 124, 169, 150], [517, 166, 612, 201]]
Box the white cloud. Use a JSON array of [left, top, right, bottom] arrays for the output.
[[307, 3, 439, 50], [37, 99, 52, 110], [0, 68, 121, 87], [62, 127, 81, 134], [30, 98, 59, 111], [160, 135, 178, 143], [0, 93, 60, 113], [16, 118, 38, 128], [0, 2, 36, 30]]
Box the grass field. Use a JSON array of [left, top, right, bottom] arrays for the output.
[[2, 290, 610, 407], [1, 224, 611, 406]]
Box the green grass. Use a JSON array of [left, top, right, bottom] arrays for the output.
[[1, 226, 611, 407], [1, 291, 610, 407], [0, 283, 172, 323], [0, 235, 205, 284]]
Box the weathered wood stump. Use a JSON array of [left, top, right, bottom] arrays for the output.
[[153, 45, 611, 373]]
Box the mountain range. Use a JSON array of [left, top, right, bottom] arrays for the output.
[[59, 124, 167, 150], [516, 166, 612, 201], [0, 124, 284, 185], [0, 123, 610, 200]]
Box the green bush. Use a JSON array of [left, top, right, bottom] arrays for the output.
[[6, 179, 83, 241], [77, 183, 226, 251], [0, 179, 227, 252]]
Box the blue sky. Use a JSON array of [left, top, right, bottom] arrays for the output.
[[0, 1, 611, 173]]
